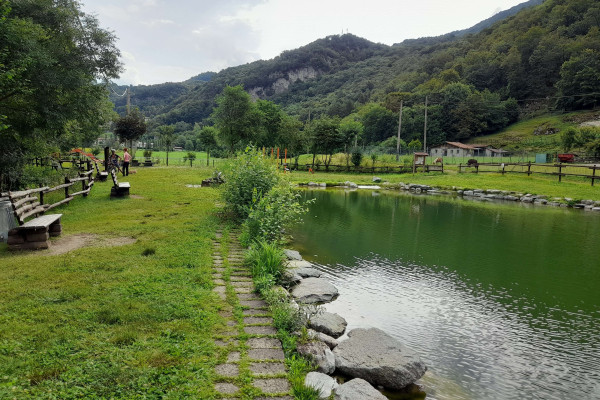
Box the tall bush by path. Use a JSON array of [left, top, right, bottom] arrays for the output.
[[241, 184, 310, 245], [222, 148, 280, 220]]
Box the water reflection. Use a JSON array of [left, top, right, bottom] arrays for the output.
[[292, 189, 600, 400]]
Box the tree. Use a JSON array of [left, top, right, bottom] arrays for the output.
[[310, 117, 344, 170], [277, 114, 305, 167], [361, 104, 397, 144], [339, 118, 363, 165], [255, 100, 283, 147], [0, 0, 121, 189], [556, 49, 600, 110], [114, 108, 147, 152], [211, 85, 256, 154], [196, 125, 218, 166], [158, 125, 175, 166]]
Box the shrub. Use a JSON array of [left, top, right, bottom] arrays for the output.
[[351, 150, 363, 167], [244, 240, 286, 281], [223, 148, 280, 220], [242, 183, 310, 244], [143, 150, 152, 158]]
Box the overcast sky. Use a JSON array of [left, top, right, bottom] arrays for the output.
[[80, 0, 528, 86]]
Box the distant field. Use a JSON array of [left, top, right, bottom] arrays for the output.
[[466, 110, 600, 152]]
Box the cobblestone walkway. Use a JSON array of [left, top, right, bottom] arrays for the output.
[[211, 229, 292, 400]]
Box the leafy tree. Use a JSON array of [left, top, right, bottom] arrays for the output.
[[561, 127, 578, 151], [0, 0, 121, 189], [255, 100, 283, 147], [114, 108, 147, 151], [310, 117, 344, 170], [556, 49, 600, 110], [196, 125, 218, 166], [158, 125, 175, 166], [212, 85, 256, 153], [408, 139, 422, 152], [360, 104, 398, 144], [277, 115, 305, 166]]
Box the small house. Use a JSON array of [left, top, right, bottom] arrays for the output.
[[430, 142, 507, 158]]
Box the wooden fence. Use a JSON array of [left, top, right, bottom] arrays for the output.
[[1, 169, 95, 213], [459, 161, 600, 186], [290, 164, 413, 174]]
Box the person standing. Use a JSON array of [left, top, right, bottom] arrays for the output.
[[109, 149, 121, 173], [122, 148, 131, 176]]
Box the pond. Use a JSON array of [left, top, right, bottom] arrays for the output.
[[291, 189, 600, 400]]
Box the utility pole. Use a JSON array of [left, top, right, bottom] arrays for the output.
[[423, 96, 428, 152], [396, 100, 403, 162], [126, 86, 131, 115]]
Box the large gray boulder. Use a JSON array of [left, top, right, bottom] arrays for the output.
[[334, 378, 387, 400], [305, 371, 338, 398], [291, 278, 338, 304], [283, 260, 322, 283], [333, 328, 427, 390], [284, 249, 303, 261], [297, 341, 336, 374], [309, 312, 347, 338]]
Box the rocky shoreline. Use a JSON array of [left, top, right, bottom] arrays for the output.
[[301, 181, 600, 211], [280, 249, 427, 399]]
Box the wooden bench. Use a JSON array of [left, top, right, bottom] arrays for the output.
[[94, 161, 108, 182], [6, 188, 62, 250], [110, 169, 130, 197]]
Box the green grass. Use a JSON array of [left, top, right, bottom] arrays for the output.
[[0, 166, 229, 399], [286, 169, 600, 201], [466, 110, 600, 151], [132, 150, 227, 168]]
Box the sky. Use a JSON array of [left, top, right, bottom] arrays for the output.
[[80, 0, 529, 86]]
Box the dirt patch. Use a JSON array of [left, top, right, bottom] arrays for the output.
[[46, 233, 137, 256], [130, 195, 144, 199]]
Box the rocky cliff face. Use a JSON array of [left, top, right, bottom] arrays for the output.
[[249, 67, 319, 99]]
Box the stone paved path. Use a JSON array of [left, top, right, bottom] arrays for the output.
[[212, 229, 292, 400]]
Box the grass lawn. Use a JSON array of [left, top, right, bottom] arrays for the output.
[[286, 169, 600, 201], [0, 166, 230, 399]]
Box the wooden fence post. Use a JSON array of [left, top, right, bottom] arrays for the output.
[[592, 167, 596, 186], [64, 176, 70, 199], [558, 163, 562, 182], [527, 161, 531, 176]]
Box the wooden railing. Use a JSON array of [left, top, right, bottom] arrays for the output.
[[459, 161, 600, 186], [289, 164, 413, 174], [2, 169, 95, 212]]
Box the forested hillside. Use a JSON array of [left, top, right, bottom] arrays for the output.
[[121, 0, 600, 151]]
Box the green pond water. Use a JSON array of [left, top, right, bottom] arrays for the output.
[[291, 189, 600, 400]]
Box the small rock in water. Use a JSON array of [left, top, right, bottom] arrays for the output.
[[308, 329, 339, 350], [297, 341, 336, 374], [309, 312, 347, 338], [305, 372, 338, 398], [291, 277, 339, 304], [334, 378, 387, 400]]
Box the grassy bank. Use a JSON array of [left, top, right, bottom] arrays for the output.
[[286, 170, 600, 201], [0, 166, 229, 398]]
